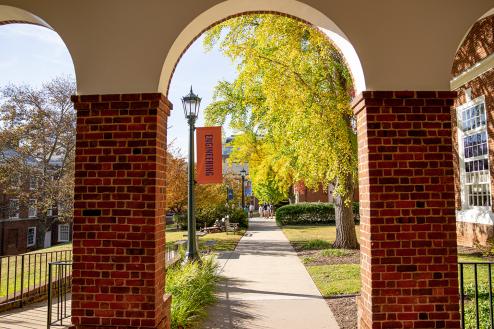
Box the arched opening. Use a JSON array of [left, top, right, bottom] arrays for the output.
[[0, 6, 77, 323], [450, 9, 494, 327], [166, 12, 361, 328], [159, 0, 366, 97]]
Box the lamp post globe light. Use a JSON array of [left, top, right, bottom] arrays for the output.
[[240, 168, 246, 209], [182, 86, 201, 263]]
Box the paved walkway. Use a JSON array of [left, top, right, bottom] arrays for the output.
[[203, 217, 339, 329], [0, 298, 71, 329]]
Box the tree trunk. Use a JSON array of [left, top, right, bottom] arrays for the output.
[[333, 177, 359, 249], [288, 186, 296, 204]]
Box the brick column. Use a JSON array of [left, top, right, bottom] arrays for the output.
[[354, 91, 460, 329], [70, 93, 171, 329]]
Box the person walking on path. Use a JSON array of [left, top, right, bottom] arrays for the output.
[[249, 203, 254, 218]]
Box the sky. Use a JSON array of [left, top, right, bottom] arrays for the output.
[[0, 23, 237, 155]]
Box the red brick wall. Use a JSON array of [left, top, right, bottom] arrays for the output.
[[452, 14, 494, 76], [0, 218, 38, 255], [70, 93, 171, 329], [354, 91, 460, 329], [452, 14, 494, 246]]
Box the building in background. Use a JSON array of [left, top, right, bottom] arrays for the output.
[[0, 151, 72, 256], [452, 14, 494, 247], [222, 135, 258, 208]]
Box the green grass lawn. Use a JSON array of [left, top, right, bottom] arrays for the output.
[[282, 224, 494, 302], [282, 224, 360, 251], [0, 244, 72, 298], [308, 264, 361, 296], [0, 228, 243, 300], [166, 229, 246, 252]]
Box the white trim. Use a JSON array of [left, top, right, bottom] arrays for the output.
[[451, 53, 494, 90], [58, 224, 70, 242], [28, 199, 37, 218], [9, 199, 19, 219], [457, 208, 494, 225], [456, 95, 491, 209], [27, 226, 36, 247]]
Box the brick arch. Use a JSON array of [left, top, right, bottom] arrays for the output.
[[452, 12, 494, 77], [159, 0, 366, 97]]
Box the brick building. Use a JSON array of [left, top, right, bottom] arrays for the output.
[[0, 155, 72, 256], [452, 13, 494, 247], [293, 182, 359, 203]]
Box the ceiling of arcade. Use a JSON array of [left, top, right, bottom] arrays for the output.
[[0, 0, 492, 95]]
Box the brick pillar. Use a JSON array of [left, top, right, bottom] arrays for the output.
[[354, 91, 460, 329], [70, 93, 171, 329]]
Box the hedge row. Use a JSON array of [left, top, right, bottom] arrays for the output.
[[275, 202, 359, 226], [173, 206, 248, 230]]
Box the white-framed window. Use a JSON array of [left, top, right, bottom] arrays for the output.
[[29, 176, 37, 190], [27, 227, 36, 247], [47, 207, 53, 217], [9, 199, 19, 219], [58, 224, 70, 242], [457, 95, 491, 209], [28, 199, 37, 218]]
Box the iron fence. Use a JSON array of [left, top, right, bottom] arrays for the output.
[[459, 261, 494, 329], [0, 248, 72, 308], [47, 261, 72, 328]]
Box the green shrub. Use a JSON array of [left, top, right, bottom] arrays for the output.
[[276, 203, 335, 225], [173, 213, 187, 230], [174, 205, 248, 231], [275, 202, 359, 226], [227, 208, 248, 229], [165, 255, 219, 329], [300, 239, 332, 250]]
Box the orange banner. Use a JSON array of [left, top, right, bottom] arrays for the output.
[[196, 126, 223, 184]]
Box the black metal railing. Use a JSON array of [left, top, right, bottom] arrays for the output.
[[47, 261, 72, 328], [459, 261, 494, 329], [0, 248, 72, 308]]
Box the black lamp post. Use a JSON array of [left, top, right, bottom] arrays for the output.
[[182, 86, 201, 263], [240, 168, 247, 209]]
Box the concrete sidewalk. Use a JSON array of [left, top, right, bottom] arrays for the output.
[[203, 217, 339, 329]]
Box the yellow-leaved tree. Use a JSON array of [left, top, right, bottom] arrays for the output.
[[203, 14, 358, 249]]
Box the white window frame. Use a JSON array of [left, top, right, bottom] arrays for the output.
[[27, 226, 36, 247], [9, 199, 19, 219], [47, 207, 53, 217], [58, 224, 70, 242], [456, 95, 492, 210], [28, 199, 37, 218], [29, 176, 37, 190]]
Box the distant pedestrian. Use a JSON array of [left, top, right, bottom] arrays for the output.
[[263, 203, 268, 218], [249, 204, 254, 218], [258, 205, 263, 217]]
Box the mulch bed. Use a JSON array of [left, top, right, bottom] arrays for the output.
[[298, 249, 360, 266], [325, 296, 357, 329], [293, 247, 360, 327]]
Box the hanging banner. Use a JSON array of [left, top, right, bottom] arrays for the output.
[[245, 180, 252, 197], [196, 126, 223, 184]]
